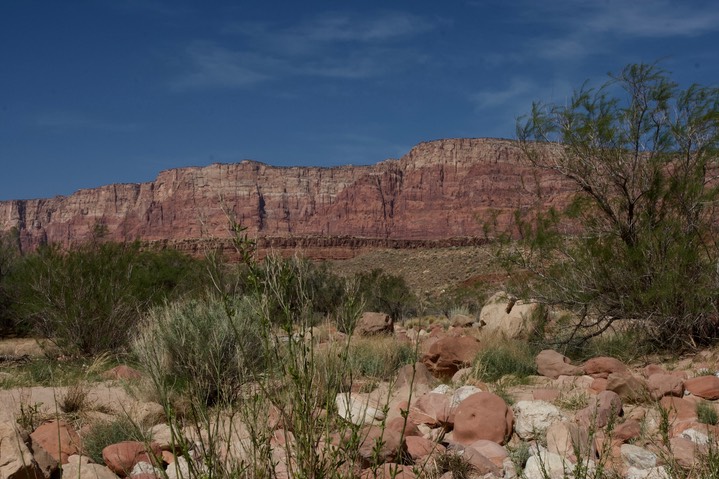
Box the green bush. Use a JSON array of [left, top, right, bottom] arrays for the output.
[[473, 340, 537, 383], [356, 268, 417, 321], [133, 296, 265, 406], [82, 417, 149, 465], [508, 63, 719, 351], [0, 229, 20, 335], [697, 401, 719, 426], [7, 242, 204, 355], [347, 337, 417, 380]]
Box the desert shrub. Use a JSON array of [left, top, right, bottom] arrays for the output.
[[473, 339, 537, 383], [82, 417, 149, 464], [428, 277, 491, 317], [7, 242, 204, 355], [347, 337, 417, 380], [0, 229, 21, 335], [697, 401, 719, 426], [59, 382, 92, 413], [505, 63, 719, 351], [356, 268, 417, 321], [565, 330, 652, 364], [134, 296, 265, 407], [430, 451, 475, 479]]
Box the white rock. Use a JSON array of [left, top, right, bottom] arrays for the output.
[[451, 385, 482, 408], [513, 400, 564, 440], [131, 461, 164, 477], [335, 393, 385, 425], [62, 463, 119, 479], [524, 451, 594, 479], [626, 466, 670, 479], [0, 421, 42, 479], [432, 384, 452, 395], [681, 428, 710, 446], [621, 444, 658, 470], [479, 291, 538, 339], [166, 456, 191, 479]]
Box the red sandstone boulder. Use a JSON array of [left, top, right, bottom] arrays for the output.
[[576, 390, 623, 428], [660, 396, 698, 424], [31, 420, 80, 463], [414, 393, 453, 427], [421, 336, 481, 378], [467, 440, 509, 468], [535, 350, 582, 379], [394, 362, 435, 390], [102, 441, 161, 477], [606, 372, 648, 403], [30, 420, 81, 476], [358, 426, 406, 467], [405, 436, 445, 460], [461, 446, 501, 476], [647, 373, 685, 400], [685, 375, 719, 400], [356, 312, 393, 336], [582, 357, 629, 379], [452, 392, 514, 445], [614, 419, 641, 443]]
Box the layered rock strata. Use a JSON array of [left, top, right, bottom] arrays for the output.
[[0, 138, 573, 257]]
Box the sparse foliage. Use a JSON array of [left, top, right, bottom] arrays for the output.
[[508, 63, 719, 350], [7, 242, 204, 355]]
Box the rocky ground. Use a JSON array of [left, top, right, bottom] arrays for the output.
[[329, 245, 500, 296], [1, 294, 718, 479]]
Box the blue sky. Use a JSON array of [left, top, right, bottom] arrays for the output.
[[2, 0, 719, 200]]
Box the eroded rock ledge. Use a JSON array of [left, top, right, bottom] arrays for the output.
[[0, 138, 573, 257]]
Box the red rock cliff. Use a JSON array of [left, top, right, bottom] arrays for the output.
[[0, 138, 574, 258]]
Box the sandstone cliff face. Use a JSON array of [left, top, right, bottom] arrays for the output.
[[0, 138, 574, 257]]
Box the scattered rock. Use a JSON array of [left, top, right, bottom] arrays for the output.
[[30, 420, 80, 477], [479, 292, 538, 339], [647, 374, 684, 399], [405, 436, 445, 460], [536, 350, 582, 379], [358, 426, 406, 467], [606, 373, 648, 403], [394, 362, 435, 390], [0, 421, 43, 479], [684, 375, 719, 400], [421, 336, 481, 378], [582, 357, 629, 379], [452, 392, 514, 445], [621, 444, 657, 469], [466, 439, 509, 468], [524, 451, 594, 479], [356, 312, 393, 336], [545, 421, 591, 459], [102, 441, 161, 477], [335, 393, 385, 426], [513, 400, 564, 440], [61, 462, 119, 479], [576, 391, 623, 428]]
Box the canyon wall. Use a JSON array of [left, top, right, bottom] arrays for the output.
[[0, 138, 574, 259]]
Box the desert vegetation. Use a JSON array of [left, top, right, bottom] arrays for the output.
[[1, 63, 719, 479]]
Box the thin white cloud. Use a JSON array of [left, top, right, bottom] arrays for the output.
[[171, 43, 271, 90], [34, 112, 139, 132], [471, 78, 535, 110], [297, 12, 434, 43], [470, 77, 575, 137], [586, 1, 719, 37], [174, 11, 434, 90], [514, 0, 719, 62]]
